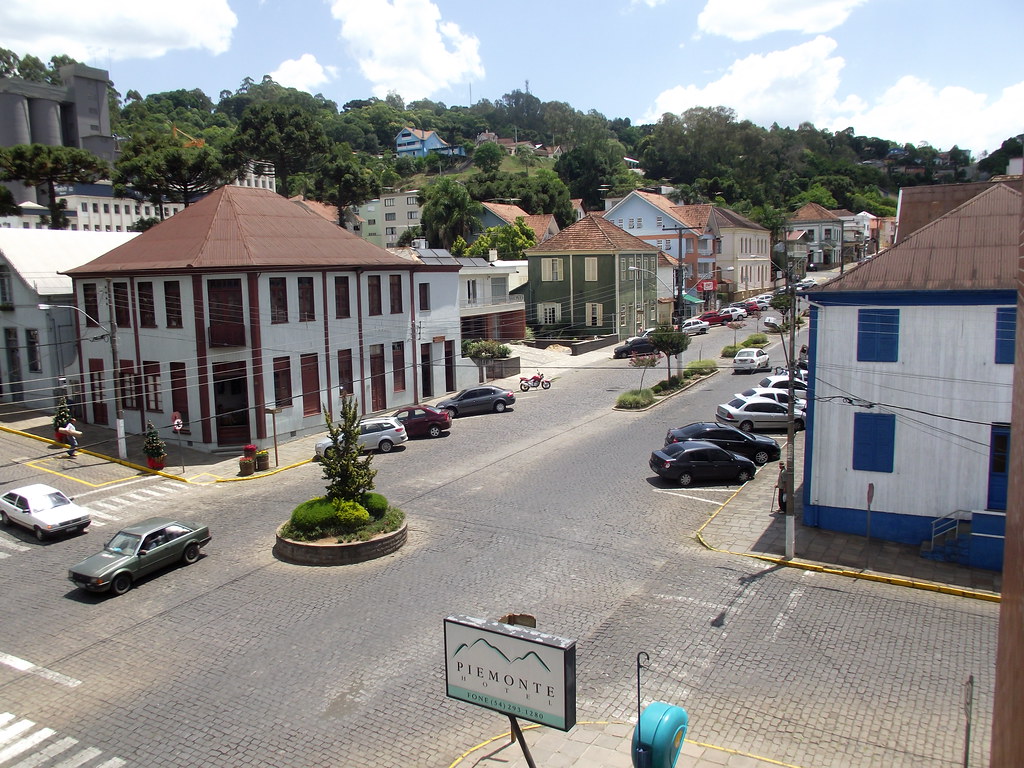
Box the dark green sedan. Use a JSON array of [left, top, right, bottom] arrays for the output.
[[68, 517, 211, 595]]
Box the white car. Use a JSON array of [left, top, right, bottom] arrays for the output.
[[679, 318, 709, 335], [316, 416, 408, 456], [719, 306, 747, 321], [0, 484, 92, 541], [756, 373, 809, 398], [625, 327, 656, 344], [734, 386, 807, 410], [732, 347, 771, 373]]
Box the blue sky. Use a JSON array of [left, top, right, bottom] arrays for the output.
[[3, 0, 1022, 156]]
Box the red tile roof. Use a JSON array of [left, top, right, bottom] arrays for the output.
[[526, 214, 658, 253], [819, 184, 1020, 293], [67, 186, 409, 276], [789, 202, 840, 223]]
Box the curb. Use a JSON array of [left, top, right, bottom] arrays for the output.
[[612, 369, 720, 412]]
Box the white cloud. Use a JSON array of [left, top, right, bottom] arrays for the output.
[[829, 77, 1024, 155], [270, 54, 338, 92], [0, 0, 237, 61], [643, 36, 849, 127], [631, 0, 669, 7], [329, 0, 484, 101], [698, 0, 867, 42]]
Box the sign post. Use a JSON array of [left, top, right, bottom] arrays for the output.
[[171, 411, 184, 473]]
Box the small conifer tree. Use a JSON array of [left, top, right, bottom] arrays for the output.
[[143, 421, 166, 458], [320, 396, 376, 502], [52, 396, 72, 433]]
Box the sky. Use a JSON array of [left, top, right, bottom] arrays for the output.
[[2, 0, 1022, 157]]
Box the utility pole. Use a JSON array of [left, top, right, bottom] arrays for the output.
[[105, 278, 126, 459]]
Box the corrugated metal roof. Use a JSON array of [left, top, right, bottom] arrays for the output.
[[816, 184, 1020, 293], [0, 229, 139, 294], [526, 214, 658, 254], [66, 186, 410, 276]]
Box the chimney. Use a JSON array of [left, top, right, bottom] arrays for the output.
[[413, 238, 428, 250], [488, 249, 498, 262]]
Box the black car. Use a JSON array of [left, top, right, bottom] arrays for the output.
[[613, 337, 658, 359], [436, 385, 516, 417], [664, 422, 781, 466], [649, 441, 756, 487]]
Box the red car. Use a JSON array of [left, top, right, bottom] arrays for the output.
[[697, 310, 730, 326], [391, 405, 452, 438]]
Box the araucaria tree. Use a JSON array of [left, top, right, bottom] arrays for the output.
[[320, 397, 376, 502], [0, 144, 108, 229]]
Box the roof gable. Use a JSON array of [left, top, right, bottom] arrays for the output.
[[526, 214, 657, 254], [67, 186, 409, 276], [790, 202, 840, 223], [817, 184, 1020, 293]]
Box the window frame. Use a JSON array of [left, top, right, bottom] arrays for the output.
[[995, 307, 1016, 364], [856, 308, 899, 362], [298, 276, 315, 322], [270, 277, 289, 324], [852, 412, 896, 473]]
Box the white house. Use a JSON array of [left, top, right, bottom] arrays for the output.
[[803, 184, 1019, 570], [65, 185, 466, 452], [0, 229, 138, 412]]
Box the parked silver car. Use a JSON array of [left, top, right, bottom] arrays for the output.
[[716, 397, 806, 432], [436, 385, 516, 417], [315, 416, 408, 456], [0, 484, 92, 541], [732, 347, 770, 373]]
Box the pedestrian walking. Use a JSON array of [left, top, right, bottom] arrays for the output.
[[776, 461, 788, 513], [62, 418, 82, 457]]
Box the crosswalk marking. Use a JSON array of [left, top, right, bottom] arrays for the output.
[[0, 714, 127, 768], [0, 536, 30, 553], [0, 653, 81, 688]]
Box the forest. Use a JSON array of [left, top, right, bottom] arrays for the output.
[[2, 48, 1022, 239]]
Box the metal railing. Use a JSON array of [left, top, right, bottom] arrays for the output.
[[458, 294, 525, 309], [928, 509, 968, 551]]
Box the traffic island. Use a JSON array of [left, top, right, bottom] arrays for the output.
[[273, 522, 407, 566]]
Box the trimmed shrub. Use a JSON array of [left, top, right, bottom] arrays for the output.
[[462, 339, 511, 359], [290, 498, 338, 535], [746, 333, 769, 346], [686, 359, 718, 377], [652, 375, 682, 394], [616, 389, 655, 409], [333, 499, 371, 532], [721, 345, 740, 358], [361, 492, 389, 519]]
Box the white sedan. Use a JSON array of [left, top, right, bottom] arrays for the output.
[[732, 348, 771, 373], [0, 484, 92, 541], [719, 306, 747, 321], [734, 386, 807, 410]]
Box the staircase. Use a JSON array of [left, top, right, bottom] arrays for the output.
[[920, 510, 971, 565]]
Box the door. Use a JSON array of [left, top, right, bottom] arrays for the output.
[[213, 361, 250, 446], [444, 340, 455, 392], [89, 358, 108, 425], [420, 343, 433, 399], [369, 344, 386, 412], [988, 425, 1010, 510]]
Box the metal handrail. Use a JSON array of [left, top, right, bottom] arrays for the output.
[[929, 509, 968, 551]]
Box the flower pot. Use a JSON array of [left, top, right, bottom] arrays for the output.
[[255, 454, 270, 471], [147, 455, 166, 470], [243, 444, 258, 458], [239, 459, 255, 476]]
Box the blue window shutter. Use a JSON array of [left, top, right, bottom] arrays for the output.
[[995, 307, 1016, 364], [852, 412, 896, 473], [857, 309, 899, 362]]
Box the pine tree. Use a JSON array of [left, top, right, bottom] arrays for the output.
[[52, 396, 71, 433], [319, 397, 376, 502]]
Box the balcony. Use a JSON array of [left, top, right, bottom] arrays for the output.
[[458, 294, 525, 317]]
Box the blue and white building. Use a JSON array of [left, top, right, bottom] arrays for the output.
[[802, 183, 1019, 570]]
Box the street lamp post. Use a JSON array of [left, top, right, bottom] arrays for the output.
[[771, 241, 806, 560], [39, 299, 126, 460]]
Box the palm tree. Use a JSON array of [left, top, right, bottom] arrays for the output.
[[418, 177, 483, 250]]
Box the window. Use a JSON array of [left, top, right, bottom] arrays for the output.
[[541, 258, 563, 281], [164, 281, 182, 328], [466, 280, 478, 305], [368, 275, 382, 315], [138, 282, 156, 327], [419, 282, 430, 311], [585, 257, 598, 282], [407, 197, 417, 205], [852, 412, 896, 472], [656, 216, 663, 227], [389, 275, 403, 314], [81, 202, 87, 212], [386, 227, 396, 235], [113, 204, 120, 214], [586, 302, 603, 327], [270, 277, 288, 323], [300, 353, 319, 416], [119, 361, 140, 410], [298, 277, 315, 321], [407, 211, 418, 220], [628, 218, 634, 229], [392, 341, 406, 391], [337, 349, 354, 396], [143, 361, 161, 410], [170, 362, 189, 431], [334, 276, 350, 318], [367, 218, 376, 225], [637, 217, 643, 228], [26, 329, 41, 372], [273, 356, 292, 407], [385, 212, 396, 221], [103, 203, 109, 214], [539, 302, 561, 324], [92, 203, 99, 213], [995, 307, 1016, 364], [207, 278, 245, 346], [83, 283, 99, 326], [0, 266, 12, 306], [856, 309, 899, 362], [384, 198, 395, 207], [113, 282, 130, 327]]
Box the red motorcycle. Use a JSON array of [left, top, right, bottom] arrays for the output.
[[519, 371, 552, 392]]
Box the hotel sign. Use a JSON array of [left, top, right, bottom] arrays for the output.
[[444, 615, 577, 731]]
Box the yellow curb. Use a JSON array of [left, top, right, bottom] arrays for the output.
[[694, 489, 1001, 603], [215, 458, 313, 482]]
